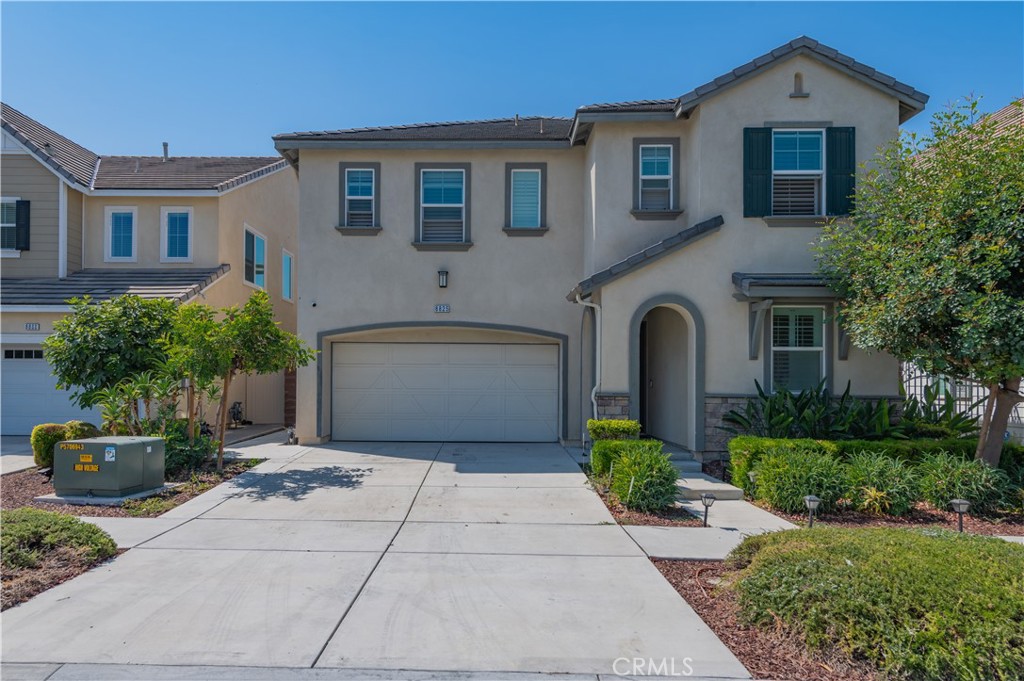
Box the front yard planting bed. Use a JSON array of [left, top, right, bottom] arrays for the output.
[[1, 508, 120, 611], [0, 458, 262, 518], [587, 471, 702, 526], [764, 500, 1024, 536]]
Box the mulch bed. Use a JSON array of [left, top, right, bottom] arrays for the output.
[[702, 459, 728, 481], [765, 501, 1024, 536], [2, 548, 126, 611], [655, 559, 879, 681], [0, 460, 261, 518], [592, 485, 703, 527]]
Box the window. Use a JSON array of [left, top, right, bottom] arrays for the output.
[[345, 169, 374, 227], [161, 206, 193, 262], [4, 349, 44, 359], [639, 145, 672, 210], [509, 169, 542, 228], [772, 130, 824, 216], [420, 168, 465, 243], [1, 198, 17, 250], [282, 250, 294, 301], [104, 206, 137, 262], [771, 306, 825, 392], [244, 227, 266, 288]]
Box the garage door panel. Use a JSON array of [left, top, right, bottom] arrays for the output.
[[332, 342, 558, 442], [2, 357, 101, 435]]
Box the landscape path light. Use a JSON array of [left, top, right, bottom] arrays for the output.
[[950, 499, 970, 533], [700, 492, 716, 527], [803, 494, 821, 528], [747, 470, 758, 498]]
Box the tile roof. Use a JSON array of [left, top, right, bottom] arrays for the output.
[[568, 215, 724, 299], [274, 117, 573, 143], [93, 156, 287, 191], [1, 102, 99, 187], [1, 266, 230, 306], [576, 99, 677, 114], [982, 100, 1023, 134]]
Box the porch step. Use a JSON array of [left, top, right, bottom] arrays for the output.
[[670, 458, 703, 474], [676, 473, 745, 501]]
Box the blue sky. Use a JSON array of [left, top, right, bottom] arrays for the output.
[[2, 2, 1021, 156]]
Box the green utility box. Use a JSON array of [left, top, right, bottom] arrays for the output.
[[53, 437, 165, 497]]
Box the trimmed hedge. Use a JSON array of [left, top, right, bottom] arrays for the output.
[[609, 442, 678, 511], [755, 447, 847, 514], [591, 438, 662, 477], [729, 528, 1024, 681], [587, 419, 641, 441], [30, 424, 69, 468], [728, 436, 838, 493], [64, 420, 101, 441]]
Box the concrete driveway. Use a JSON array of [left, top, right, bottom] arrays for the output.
[[2, 441, 749, 679], [1, 435, 36, 474]]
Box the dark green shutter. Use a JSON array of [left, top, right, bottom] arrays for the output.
[[826, 127, 856, 215], [15, 200, 30, 251], [244, 231, 255, 282], [743, 128, 772, 217]]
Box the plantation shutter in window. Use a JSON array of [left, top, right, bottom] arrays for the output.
[[421, 170, 464, 242], [15, 200, 30, 251], [743, 128, 771, 217], [826, 127, 856, 215], [510, 170, 541, 228]]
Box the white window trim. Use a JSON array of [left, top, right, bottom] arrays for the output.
[[638, 144, 673, 211], [509, 169, 542, 229], [345, 168, 375, 227], [160, 206, 194, 263], [281, 248, 295, 303], [420, 168, 466, 242], [1, 196, 20, 256], [769, 304, 827, 393], [243, 223, 267, 290], [770, 129, 826, 217], [103, 205, 138, 263]]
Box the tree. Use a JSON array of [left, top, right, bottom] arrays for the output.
[[43, 295, 177, 408], [210, 291, 315, 470], [818, 98, 1024, 466], [164, 304, 233, 444]]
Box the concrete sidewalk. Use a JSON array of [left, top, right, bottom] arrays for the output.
[[2, 441, 750, 679]]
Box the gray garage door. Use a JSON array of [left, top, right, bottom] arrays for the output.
[[1, 350, 101, 435], [331, 342, 559, 442]]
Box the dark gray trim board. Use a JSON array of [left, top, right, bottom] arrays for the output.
[[414, 162, 471, 247], [277, 140, 570, 151], [629, 294, 706, 451], [504, 162, 548, 230], [315, 322, 571, 441], [762, 302, 835, 392], [338, 162, 381, 229], [632, 137, 681, 212]]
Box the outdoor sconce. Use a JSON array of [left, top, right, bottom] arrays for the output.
[[438, 270, 448, 288], [803, 495, 821, 528], [700, 492, 716, 527], [950, 498, 970, 533]]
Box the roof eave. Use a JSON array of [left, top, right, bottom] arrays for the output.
[[0, 120, 92, 191], [272, 138, 572, 150]]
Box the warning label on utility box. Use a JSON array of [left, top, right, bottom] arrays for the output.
[[79, 454, 93, 463], [73, 464, 99, 472]]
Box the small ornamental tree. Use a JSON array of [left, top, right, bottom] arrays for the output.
[[818, 98, 1024, 467], [43, 295, 176, 408], [164, 304, 233, 444], [211, 291, 315, 470]]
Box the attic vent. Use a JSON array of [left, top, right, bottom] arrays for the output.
[[790, 73, 809, 98]]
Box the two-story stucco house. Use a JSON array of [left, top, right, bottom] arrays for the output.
[[0, 103, 298, 435], [274, 36, 929, 458]]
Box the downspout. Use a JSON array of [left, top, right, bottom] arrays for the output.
[[575, 293, 601, 429]]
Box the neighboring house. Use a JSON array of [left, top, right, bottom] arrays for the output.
[[0, 103, 298, 435], [275, 35, 928, 458]]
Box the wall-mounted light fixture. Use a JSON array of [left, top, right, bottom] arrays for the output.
[[438, 270, 449, 289]]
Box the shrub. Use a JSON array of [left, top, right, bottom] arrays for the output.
[[754, 447, 847, 513], [728, 528, 1024, 681], [29, 423, 68, 468], [164, 436, 215, 476], [728, 436, 838, 493], [844, 451, 919, 515], [609, 443, 678, 512], [591, 438, 661, 477], [917, 452, 1011, 515], [1, 508, 117, 571], [587, 418, 641, 441], [64, 420, 101, 440]]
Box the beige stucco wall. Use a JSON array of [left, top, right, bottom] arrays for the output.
[[1, 154, 59, 278], [294, 147, 587, 443]]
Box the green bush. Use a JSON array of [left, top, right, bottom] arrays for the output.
[[1, 508, 117, 571], [29, 423, 68, 468], [754, 447, 847, 513], [728, 528, 1024, 681], [64, 420, 101, 440], [587, 418, 641, 441], [157, 419, 215, 476], [845, 451, 919, 516], [609, 443, 678, 512], [591, 438, 661, 476], [728, 436, 838, 493], [917, 452, 1011, 515]]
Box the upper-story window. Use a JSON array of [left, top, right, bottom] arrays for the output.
[[639, 145, 672, 210], [771, 305, 825, 392], [282, 249, 294, 302], [104, 206, 137, 262], [161, 206, 193, 262], [1, 198, 18, 251], [504, 163, 547, 232], [244, 226, 266, 288], [346, 169, 374, 226], [420, 168, 466, 243], [772, 130, 823, 216]]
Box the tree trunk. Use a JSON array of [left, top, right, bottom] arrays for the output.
[[216, 371, 233, 472], [187, 382, 195, 445], [975, 385, 997, 461], [976, 377, 1023, 468]]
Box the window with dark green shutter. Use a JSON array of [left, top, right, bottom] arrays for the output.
[[0, 199, 17, 250], [743, 128, 772, 217], [826, 127, 856, 215]]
